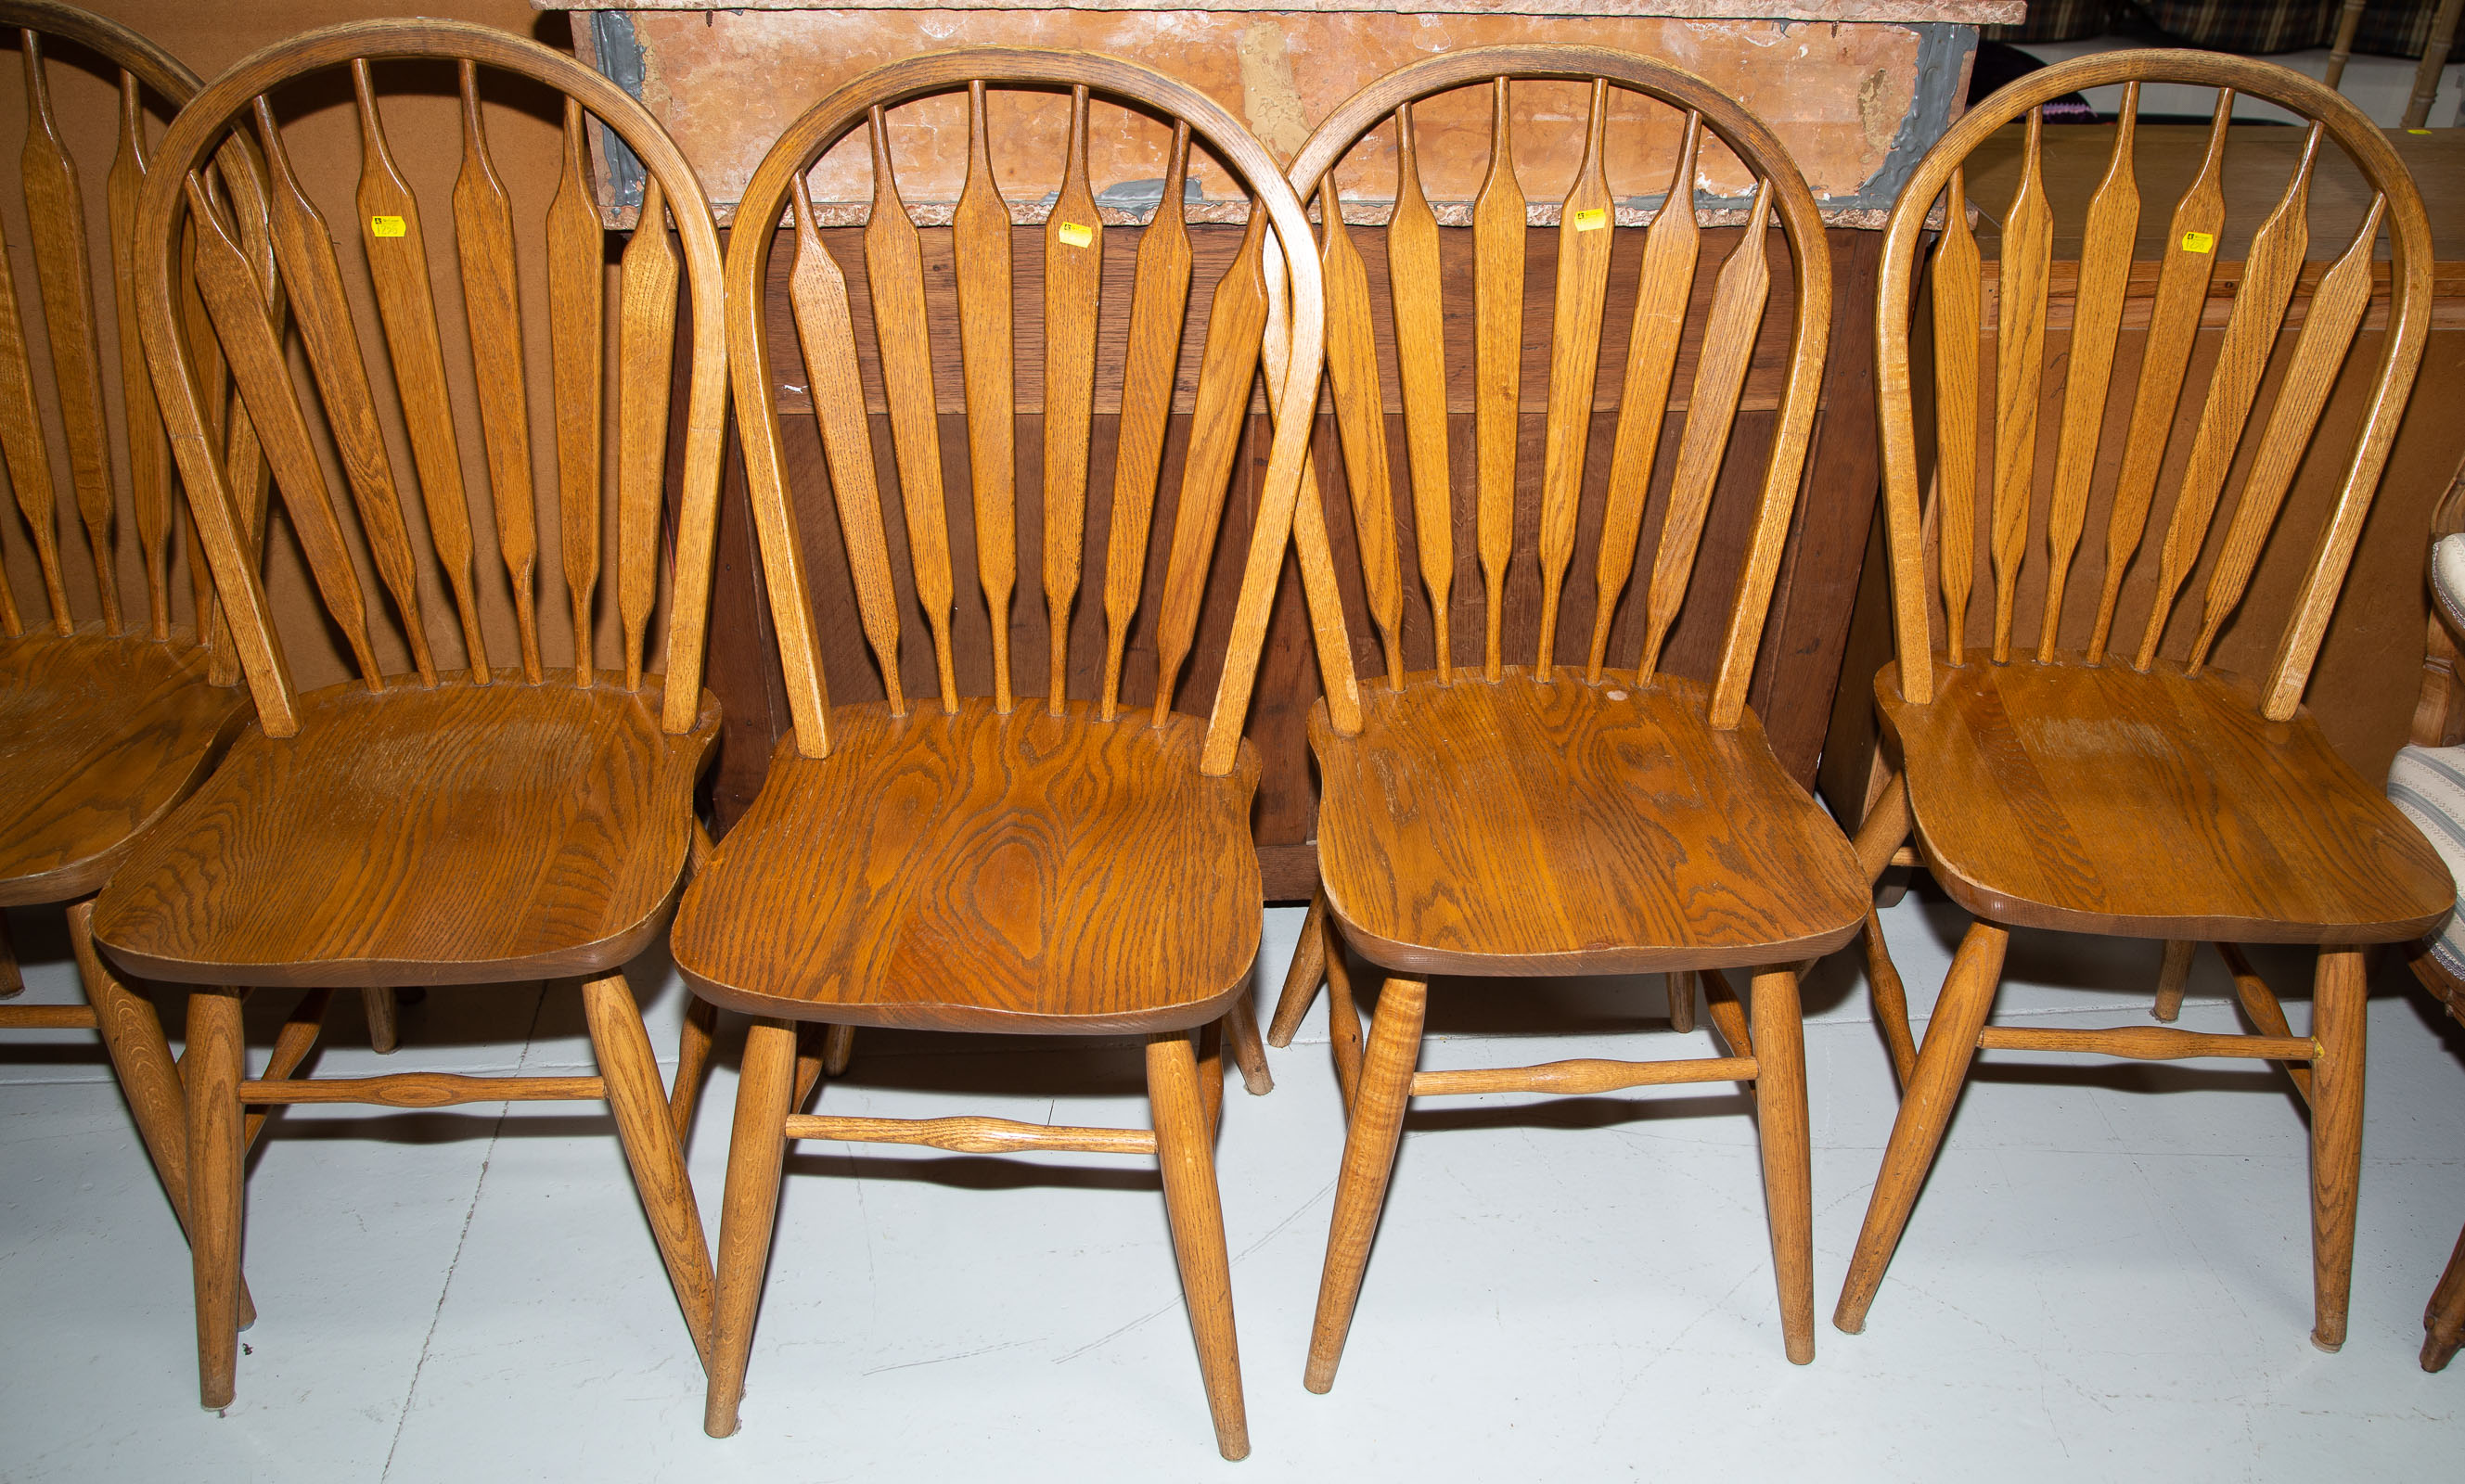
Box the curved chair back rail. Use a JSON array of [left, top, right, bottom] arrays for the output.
[[1874, 49, 2435, 720], [131, 18, 729, 739], [724, 47, 1326, 778], [0, 2, 225, 645], [1280, 45, 1832, 731]]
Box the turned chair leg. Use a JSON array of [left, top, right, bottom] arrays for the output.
[[671, 995, 719, 1142], [2152, 940, 2196, 1023], [2309, 945, 2368, 1352], [1305, 976, 1428, 1394], [1225, 993, 1273, 1094], [1149, 1032, 1250, 1460], [1861, 907, 1919, 1090], [1265, 886, 1329, 1048], [582, 971, 717, 1367], [793, 1025, 827, 1111], [186, 986, 247, 1410], [1197, 1017, 1226, 1140], [1749, 967, 1815, 1363], [360, 987, 399, 1054], [1835, 919, 2009, 1335], [2423, 1222, 2465, 1371], [0, 909, 20, 998], [1667, 969, 1697, 1034], [1325, 934, 1364, 1115], [705, 1018, 797, 1438], [822, 1023, 855, 1076]]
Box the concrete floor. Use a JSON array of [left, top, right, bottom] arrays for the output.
[[3, 885, 2462, 1481]]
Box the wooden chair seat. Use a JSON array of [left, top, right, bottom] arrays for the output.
[[1880, 656, 2452, 943], [93, 673, 719, 989], [0, 628, 248, 906], [1313, 669, 1868, 977], [674, 699, 1262, 1034]]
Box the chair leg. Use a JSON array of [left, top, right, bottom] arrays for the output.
[[69, 902, 191, 1232], [2152, 940, 2196, 1023], [1325, 934, 1363, 1115], [1148, 1032, 1250, 1461], [2309, 944, 2368, 1352], [1197, 1017, 1226, 1141], [1834, 919, 2008, 1335], [1266, 886, 1329, 1048], [582, 971, 717, 1368], [2423, 1222, 2465, 1371], [705, 1018, 798, 1439], [361, 987, 398, 1054], [1305, 976, 1428, 1395], [1749, 966, 1815, 1364], [822, 1023, 855, 1076], [1668, 969, 1697, 1034], [0, 909, 20, 998], [1862, 907, 1919, 1090], [671, 995, 719, 1143], [186, 986, 246, 1410], [793, 1024, 827, 1112], [1226, 993, 1273, 1094]]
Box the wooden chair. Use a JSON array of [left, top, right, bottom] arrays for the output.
[[1836, 51, 2453, 1354], [671, 50, 1325, 1459], [1261, 46, 1865, 1386], [94, 19, 730, 1410], [0, 0, 298, 1303]]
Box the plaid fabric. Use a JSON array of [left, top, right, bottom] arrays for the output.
[[1991, 2, 2459, 62]]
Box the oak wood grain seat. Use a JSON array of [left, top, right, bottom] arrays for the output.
[[1315, 670, 1865, 976], [109, 19, 735, 1412], [678, 703, 1258, 1032], [1883, 657, 2450, 942], [1832, 52, 2447, 1358], [0, 626, 246, 904], [96, 675, 718, 988]]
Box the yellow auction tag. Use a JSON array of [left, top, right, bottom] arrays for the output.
[[1573, 207, 1609, 232], [2179, 230, 2215, 254], [1056, 221, 1093, 248], [2410, 128, 2433, 134], [369, 215, 406, 238]]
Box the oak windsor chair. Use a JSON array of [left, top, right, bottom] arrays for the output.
[[0, 1, 315, 1317], [1261, 47, 1866, 1387], [1836, 51, 2452, 1354], [670, 49, 1326, 1458], [96, 19, 730, 1409]]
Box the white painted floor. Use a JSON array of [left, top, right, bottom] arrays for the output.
[[4, 884, 2462, 1481]]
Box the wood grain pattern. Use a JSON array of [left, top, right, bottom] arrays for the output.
[[20, 31, 116, 633], [865, 108, 959, 710], [548, 99, 604, 687], [1149, 1032, 1250, 1460], [2132, 122, 2320, 672], [0, 154, 69, 633], [1879, 656, 2450, 941], [453, 61, 541, 682], [1472, 77, 1523, 680], [109, 72, 170, 638], [617, 174, 679, 690], [674, 701, 1260, 1032], [1932, 170, 1980, 667], [1312, 669, 1866, 975], [93, 674, 719, 986], [354, 61, 484, 682], [1533, 78, 1613, 680], [1098, 124, 1191, 718], [1387, 103, 1454, 681], [779, 1112, 1157, 1155], [2088, 92, 2231, 663], [1587, 110, 1700, 682], [2036, 84, 2137, 661], [1412, 1055, 1756, 1095], [1987, 109, 2049, 665], [1041, 85, 1100, 715], [2308, 943, 2367, 1350], [1320, 176, 1404, 684], [1303, 973, 1425, 1394], [0, 625, 247, 905], [953, 80, 1018, 713]]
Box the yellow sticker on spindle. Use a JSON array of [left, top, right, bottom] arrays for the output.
[[2179, 230, 2215, 254], [369, 215, 406, 238], [1572, 207, 1609, 232], [1056, 221, 1093, 248]]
